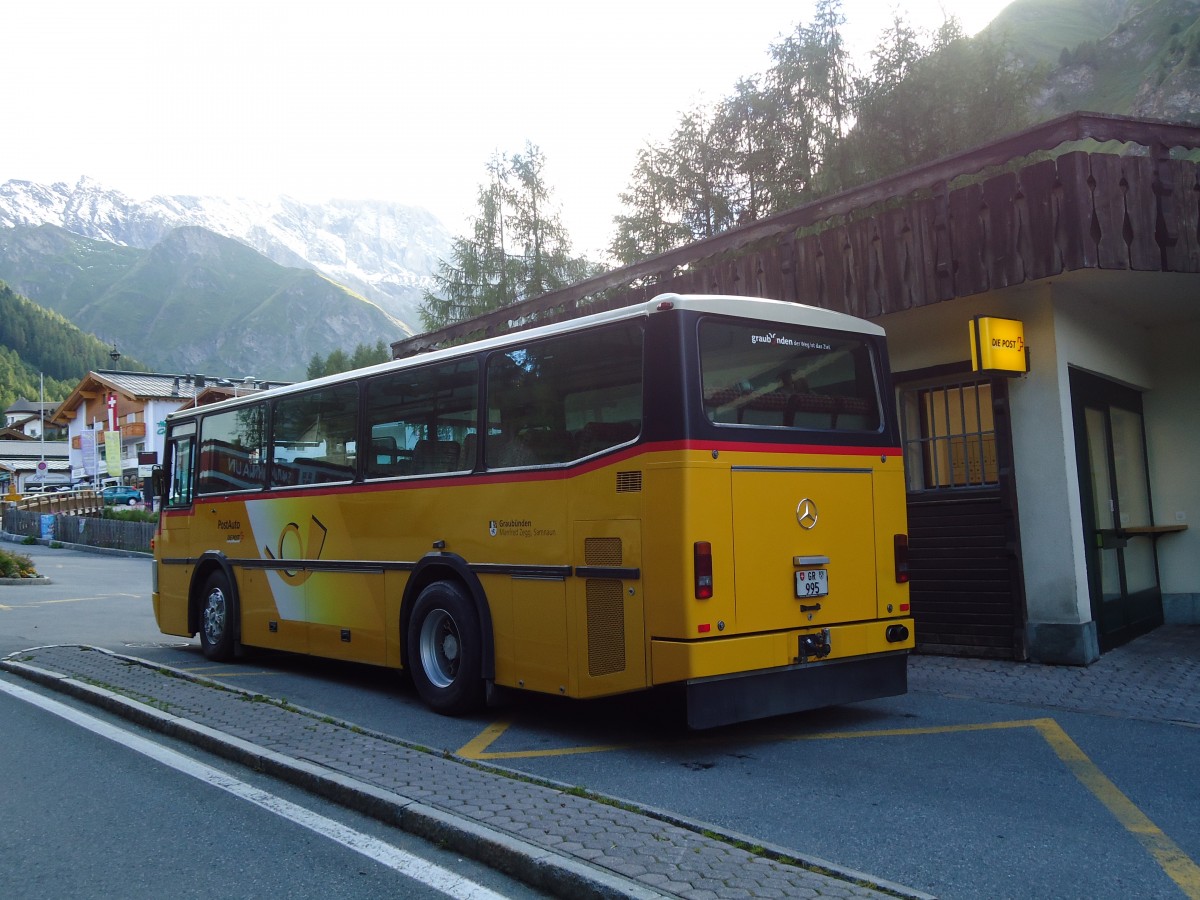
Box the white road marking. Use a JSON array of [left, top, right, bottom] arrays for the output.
[[0, 678, 510, 900]]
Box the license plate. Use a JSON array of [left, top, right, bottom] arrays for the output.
[[795, 568, 828, 598]]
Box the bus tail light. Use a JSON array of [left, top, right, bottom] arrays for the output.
[[694, 541, 713, 599], [894, 534, 910, 584]]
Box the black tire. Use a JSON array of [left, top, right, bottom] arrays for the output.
[[198, 570, 236, 661], [406, 581, 484, 715]]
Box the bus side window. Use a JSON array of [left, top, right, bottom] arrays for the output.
[[197, 405, 267, 494], [370, 436, 398, 468], [168, 436, 195, 507], [486, 320, 643, 469], [364, 358, 478, 480], [272, 383, 358, 487]]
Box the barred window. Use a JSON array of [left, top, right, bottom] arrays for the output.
[[900, 380, 997, 491]]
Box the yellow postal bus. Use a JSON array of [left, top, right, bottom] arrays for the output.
[[151, 294, 913, 728]]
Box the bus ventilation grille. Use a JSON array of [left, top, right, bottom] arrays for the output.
[[585, 536, 625, 676], [586, 579, 626, 676], [584, 537, 622, 567], [616, 471, 642, 493]]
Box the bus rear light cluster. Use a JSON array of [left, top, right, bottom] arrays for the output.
[[894, 534, 910, 584], [694, 541, 713, 599], [886, 624, 910, 643]]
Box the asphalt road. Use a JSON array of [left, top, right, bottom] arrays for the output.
[[4, 541, 1198, 899], [0, 672, 547, 899]]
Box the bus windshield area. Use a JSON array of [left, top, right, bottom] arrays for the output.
[[699, 319, 881, 432]]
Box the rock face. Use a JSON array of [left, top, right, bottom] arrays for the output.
[[0, 178, 453, 329]]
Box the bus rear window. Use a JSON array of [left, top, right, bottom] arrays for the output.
[[699, 320, 881, 432]]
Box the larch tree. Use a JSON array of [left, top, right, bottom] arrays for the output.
[[419, 144, 590, 331]]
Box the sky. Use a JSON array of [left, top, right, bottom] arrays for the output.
[[5, 0, 1011, 260]]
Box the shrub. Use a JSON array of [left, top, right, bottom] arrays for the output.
[[0, 547, 38, 578], [102, 507, 158, 523]]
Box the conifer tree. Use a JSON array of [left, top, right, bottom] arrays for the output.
[[420, 145, 588, 331]]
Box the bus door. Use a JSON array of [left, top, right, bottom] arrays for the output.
[[155, 423, 196, 636], [570, 520, 645, 697], [731, 467, 879, 633]]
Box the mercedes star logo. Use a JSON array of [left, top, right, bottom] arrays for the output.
[[796, 498, 819, 530]]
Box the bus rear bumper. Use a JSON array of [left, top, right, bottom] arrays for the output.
[[684, 651, 908, 729]]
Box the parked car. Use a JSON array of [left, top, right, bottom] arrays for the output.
[[102, 485, 143, 506]]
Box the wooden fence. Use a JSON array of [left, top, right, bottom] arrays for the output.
[[9, 490, 104, 516], [2, 508, 154, 555]]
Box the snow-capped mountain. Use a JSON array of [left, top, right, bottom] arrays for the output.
[[0, 177, 452, 330]]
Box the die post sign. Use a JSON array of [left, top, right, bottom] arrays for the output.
[[969, 316, 1028, 375]]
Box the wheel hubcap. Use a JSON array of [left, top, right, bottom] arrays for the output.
[[203, 588, 226, 644], [418, 608, 460, 689]]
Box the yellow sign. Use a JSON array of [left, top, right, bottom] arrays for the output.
[[970, 316, 1027, 374], [104, 430, 123, 477]]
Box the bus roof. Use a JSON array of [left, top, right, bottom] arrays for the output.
[[168, 294, 884, 421]]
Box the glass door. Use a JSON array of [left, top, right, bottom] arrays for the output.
[[1070, 370, 1163, 651]]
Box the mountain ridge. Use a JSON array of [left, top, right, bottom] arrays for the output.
[[0, 223, 405, 381], [0, 177, 452, 329]]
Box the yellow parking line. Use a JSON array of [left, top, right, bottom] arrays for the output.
[[1035, 718, 1200, 899], [459, 716, 1200, 897], [458, 717, 1039, 761], [458, 721, 630, 759]]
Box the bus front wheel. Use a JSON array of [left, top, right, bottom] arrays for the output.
[[407, 581, 484, 715], [198, 571, 236, 661]]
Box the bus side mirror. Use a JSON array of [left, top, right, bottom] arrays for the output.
[[151, 466, 166, 499]]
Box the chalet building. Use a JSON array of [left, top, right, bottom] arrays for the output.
[[394, 112, 1200, 665], [3, 397, 62, 439], [50, 371, 286, 485]]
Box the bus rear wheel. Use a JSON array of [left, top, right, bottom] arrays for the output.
[[198, 571, 235, 661], [407, 581, 484, 715]]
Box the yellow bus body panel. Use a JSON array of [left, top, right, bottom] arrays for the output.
[[154, 443, 909, 699]]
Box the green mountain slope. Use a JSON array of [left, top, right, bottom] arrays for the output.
[[0, 224, 405, 380], [987, 0, 1200, 120], [986, 0, 1130, 65], [0, 280, 145, 410]]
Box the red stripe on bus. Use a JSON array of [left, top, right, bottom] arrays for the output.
[[163, 440, 903, 505]]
